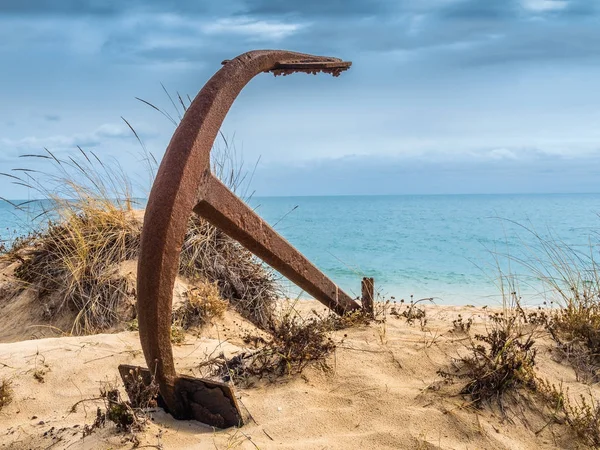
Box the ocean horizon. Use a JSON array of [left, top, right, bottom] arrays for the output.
[[2, 193, 600, 306]]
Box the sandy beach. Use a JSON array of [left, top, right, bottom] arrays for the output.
[[1, 297, 594, 450]]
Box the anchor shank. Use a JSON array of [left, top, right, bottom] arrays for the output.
[[195, 175, 360, 316]]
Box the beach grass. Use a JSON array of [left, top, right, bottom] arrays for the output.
[[0, 379, 12, 412], [0, 139, 279, 334]]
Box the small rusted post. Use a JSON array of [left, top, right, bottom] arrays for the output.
[[361, 277, 374, 317]]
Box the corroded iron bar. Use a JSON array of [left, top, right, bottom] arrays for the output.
[[195, 174, 360, 315], [137, 50, 358, 419], [361, 277, 374, 317]]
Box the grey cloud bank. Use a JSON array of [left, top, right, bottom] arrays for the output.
[[0, 0, 599, 198]]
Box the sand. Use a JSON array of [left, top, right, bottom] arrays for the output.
[[1, 298, 597, 450]]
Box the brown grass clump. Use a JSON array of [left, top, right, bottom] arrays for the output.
[[545, 301, 600, 382], [439, 289, 539, 408], [173, 279, 228, 329], [178, 215, 280, 328], [200, 306, 340, 386], [1, 148, 142, 334], [1, 145, 280, 334], [13, 207, 140, 334], [537, 378, 600, 447], [82, 377, 158, 442], [0, 379, 13, 411]]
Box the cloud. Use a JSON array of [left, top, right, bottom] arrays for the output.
[[203, 17, 305, 40], [0, 0, 123, 16], [251, 149, 600, 196], [3, 0, 600, 68], [0, 123, 133, 157], [235, 0, 600, 67], [2, 0, 600, 200], [0, 0, 217, 16], [438, 0, 520, 20], [522, 0, 568, 12], [240, 0, 395, 17], [101, 14, 304, 65], [488, 148, 519, 160]]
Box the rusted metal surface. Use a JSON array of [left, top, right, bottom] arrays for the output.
[[118, 365, 243, 428], [136, 50, 361, 422], [361, 277, 375, 317]]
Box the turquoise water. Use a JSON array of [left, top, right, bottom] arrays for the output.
[[249, 194, 600, 305], [2, 194, 600, 306]]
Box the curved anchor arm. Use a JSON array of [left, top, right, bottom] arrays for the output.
[[137, 50, 357, 418]]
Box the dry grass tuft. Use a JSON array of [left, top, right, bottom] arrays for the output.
[[1, 148, 141, 334], [0, 379, 13, 411], [179, 215, 280, 328], [173, 279, 228, 329], [440, 324, 537, 408], [545, 301, 600, 382], [563, 394, 600, 447], [200, 305, 342, 386], [438, 287, 539, 409], [13, 207, 141, 334], [537, 377, 600, 447], [82, 375, 158, 441], [1, 142, 280, 334], [508, 223, 600, 382]]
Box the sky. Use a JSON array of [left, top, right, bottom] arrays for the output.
[[1, 0, 600, 198]]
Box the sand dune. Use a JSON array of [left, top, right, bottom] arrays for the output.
[[1, 300, 595, 450]]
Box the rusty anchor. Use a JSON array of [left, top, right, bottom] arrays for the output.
[[120, 50, 362, 428]]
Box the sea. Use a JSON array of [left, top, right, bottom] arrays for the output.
[[2, 194, 600, 306]]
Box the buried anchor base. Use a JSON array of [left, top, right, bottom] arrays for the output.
[[118, 364, 244, 429]]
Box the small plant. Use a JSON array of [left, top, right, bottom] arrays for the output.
[[126, 318, 139, 331], [537, 377, 600, 447], [525, 306, 551, 327], [170, 325, 186, 345], [391, 296, 432, 328], [33, 369, 45, 383], [317, 307, 373, 330], [103, 388, 136, 431], [564, 394, 600, 447], [452, 314, 473, 333], [31, 351, 49, 383], [439, 310, 537, 408], [82, 407, 106, 437], [200, 306, 340, 386], [119, 367, 159, 411], [172, 280, 228, 329], [83, 377, 157, 439], [0, 379, 13, 411]]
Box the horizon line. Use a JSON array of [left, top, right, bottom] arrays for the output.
[[2, 191, 600, 203]]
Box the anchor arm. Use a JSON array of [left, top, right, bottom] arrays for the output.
[[195, 173, 360, 316]]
